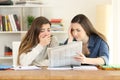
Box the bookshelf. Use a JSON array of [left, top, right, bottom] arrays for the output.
[[0, 5, 67, 65]]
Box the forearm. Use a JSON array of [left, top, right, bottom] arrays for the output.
[[68, 38, 73, 43], [85, 57, 105, 65], [20, 44, 43, 66]]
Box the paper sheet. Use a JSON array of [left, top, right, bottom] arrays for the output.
[[73, 65, 98, 70], [47, 66, 72, 70], [12, 66, 41, 70]]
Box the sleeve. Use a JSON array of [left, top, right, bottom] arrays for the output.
[[19, 44, 43, 66], [64, 39, 68, 45], [64, 38, 76, 45], [99, 40, 109, 65], [49, 35, 59, 47]]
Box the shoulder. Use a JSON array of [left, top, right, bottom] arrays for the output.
[[51, 35, 57, 39], [89, 35, 103, 42], [48, 35, 59, 47], [89, 35, 107, 47], [51, 35, 58, 42]]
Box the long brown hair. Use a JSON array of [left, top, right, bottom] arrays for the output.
[[18, 16, 51, 65], [71, 14, 107, 42]]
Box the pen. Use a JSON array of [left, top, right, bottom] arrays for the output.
[[19, 66, 22, 68], [71, 65, 73, 68]]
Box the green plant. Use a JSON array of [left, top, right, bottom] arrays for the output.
[[27, 15, 35, 28]]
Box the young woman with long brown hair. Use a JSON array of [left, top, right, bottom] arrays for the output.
[[18, 16, 59, 66], [64, 14, 109, 65]]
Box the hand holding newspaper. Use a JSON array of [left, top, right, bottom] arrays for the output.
[[48, 41, 82, 68]]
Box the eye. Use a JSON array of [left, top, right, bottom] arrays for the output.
[[71, 29, 74, 32], [76, 29, 81, 32], [48, 29, 51, 32], [40, 29, 45, 32]]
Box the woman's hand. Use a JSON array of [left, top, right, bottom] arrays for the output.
[[74, 53, 87, 64], [68, 27, 73, 43], [39, 34, 51, 46]]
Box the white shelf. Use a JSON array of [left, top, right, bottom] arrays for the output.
[[0, 31, 27, 34], [0, 31, 66, 34], [0, 56, 13, 59], [0, 4, 51, 8], [51, 31, 67, 34]]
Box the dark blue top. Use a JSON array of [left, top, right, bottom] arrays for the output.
[[64, 35, 109, 65]]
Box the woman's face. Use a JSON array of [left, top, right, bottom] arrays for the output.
[[71, 23, 88, 42], [39, 23, 51, 37]]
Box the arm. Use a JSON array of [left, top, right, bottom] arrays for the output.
[[48, 35, 59, 47], [20, 34, 51, 66], [64, 27, 74, 44], [98, 40, 109, 65], [67, 26, 73, 43], [74, 53, 105, 65], [38, 36, 59, 66], [74, 41, 109, 65], [84, 57, 105, 65], [20, 44, 43, 66]]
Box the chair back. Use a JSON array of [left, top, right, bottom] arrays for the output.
[[12, 41, 21, 67]]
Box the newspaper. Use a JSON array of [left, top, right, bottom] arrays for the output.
[[48, 41, 82, 68]]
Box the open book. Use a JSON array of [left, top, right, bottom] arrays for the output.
[[48, 41, 82, 68]]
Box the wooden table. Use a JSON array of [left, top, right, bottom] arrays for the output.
[[0, 67, 120, 80]]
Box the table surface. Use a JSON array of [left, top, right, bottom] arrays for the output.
[[0, 66, 120, 80]]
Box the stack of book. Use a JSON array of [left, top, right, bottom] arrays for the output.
[[0, 14, 21, 31], [0, 64, 12, 70], [0, 0, 13, 5], [15, 1, 43, 5], [50, 19, 64, 31], [4, 46, 12, 56], [98, 65, 120, 70]]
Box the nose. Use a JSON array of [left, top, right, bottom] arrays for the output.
[[73, 31, 78, 36], [45, 30, 51, 35]]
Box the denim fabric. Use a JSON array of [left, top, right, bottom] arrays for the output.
[[87, 35, 109, 65]]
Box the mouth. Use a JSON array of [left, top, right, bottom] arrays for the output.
[[74, 37, 79, 40], [75, 37, 81, 41], [74, 36, 78, 39]]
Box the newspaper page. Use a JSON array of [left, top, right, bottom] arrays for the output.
[[48, 41, 82, 68]]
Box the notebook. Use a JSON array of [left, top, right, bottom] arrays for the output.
[[99, 64, 120, 70], [73, 65, 98, 70], [0, 64, 13, 70], [48, 41, 82, 68]]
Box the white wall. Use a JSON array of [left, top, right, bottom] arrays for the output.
[[112, 0, 120, 64], [43, 0, 112, 43], [47, 0, 111, 30], [95, 5, 113, 64]]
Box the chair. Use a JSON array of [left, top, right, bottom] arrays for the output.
[[12, 41, 21, 67]]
